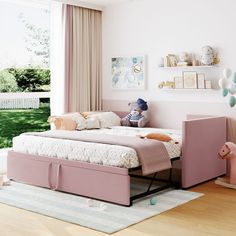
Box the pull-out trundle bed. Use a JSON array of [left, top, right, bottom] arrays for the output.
[[7, 115, 227, 206]]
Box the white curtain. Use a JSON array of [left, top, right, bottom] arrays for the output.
[[50, 1, 65, 115]]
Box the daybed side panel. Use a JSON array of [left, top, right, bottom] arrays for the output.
[[182, 116, 227, 188], [7, 151, 51, 188], [7, 151, 130, 205], [58, 165, 130, 205]]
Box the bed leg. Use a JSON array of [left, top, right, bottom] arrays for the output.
[[129, 199, 133, 207], [147, 172, 158, 192], [169, 168, 173, 181]]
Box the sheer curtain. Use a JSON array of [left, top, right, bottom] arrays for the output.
[[50, 1, 65, 115], [64, 4, 102, 112], [50, 2, 102, 115]]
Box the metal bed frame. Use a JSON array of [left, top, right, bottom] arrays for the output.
[[129, 157, 180, 206]]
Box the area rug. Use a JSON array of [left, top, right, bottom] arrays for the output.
[[0, 182, 203, 234]]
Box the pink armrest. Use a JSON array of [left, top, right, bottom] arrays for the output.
[[182, 116, 227, 188]]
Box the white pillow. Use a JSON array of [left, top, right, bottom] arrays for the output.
[[87, 112, 121, 128], [65, 113, 100, 130], [76, 116, 87, 130], [60, 113, 87, 131], [86, 117, 100, 129]]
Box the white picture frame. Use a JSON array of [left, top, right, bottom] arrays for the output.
[[174, 76, 184, 89], [111, 55, 146, 90], [197, 73, 205, 89], [168, 54, 178, 67], [183, 71, 197, 89], [205, 80, 212, 89]]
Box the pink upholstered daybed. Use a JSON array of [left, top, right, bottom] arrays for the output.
[[7, 114, 226, 206]]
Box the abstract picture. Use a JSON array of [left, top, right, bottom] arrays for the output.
[[111, 56, 145, 89]]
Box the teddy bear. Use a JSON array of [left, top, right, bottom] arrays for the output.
[[121, 98, 149, 127]]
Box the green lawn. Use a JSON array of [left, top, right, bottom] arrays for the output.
[[0, 103, 50, 148]]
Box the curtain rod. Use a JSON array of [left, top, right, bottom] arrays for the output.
[[53, 0, 104, 11]]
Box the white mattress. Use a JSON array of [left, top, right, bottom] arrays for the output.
[[13, 126, 182, 169]]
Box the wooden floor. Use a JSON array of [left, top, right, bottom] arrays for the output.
[[1, 180, 236, 236]]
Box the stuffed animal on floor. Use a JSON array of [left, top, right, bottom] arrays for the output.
[[0, 175, 10, 187], [121, 98, 149, 127], [218, 142, 236, 185]]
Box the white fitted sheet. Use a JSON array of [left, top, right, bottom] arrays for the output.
[[13, 126, 182, 169]]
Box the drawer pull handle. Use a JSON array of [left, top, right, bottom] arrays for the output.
[[52, 164, 61, 191], [48, 162, 52, 189]]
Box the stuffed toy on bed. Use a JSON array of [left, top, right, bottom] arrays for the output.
[[48, 116, 77, 131], [121, 98, 149, 128]]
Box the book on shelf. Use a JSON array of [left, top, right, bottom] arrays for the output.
[[164, 56, 170, 67]]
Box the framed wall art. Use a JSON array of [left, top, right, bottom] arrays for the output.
[[168, 54, 178, 67], [111, 55, 146, 89], [197, 73, 205, 89], [205, 80, 212, 89], [174, 76, 184, 89], [183, 71, 197, 89]]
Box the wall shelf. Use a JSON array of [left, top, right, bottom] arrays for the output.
[[160, 88, 215, 91], [158, 65, 219, 90], [159, 65, 217, 69]]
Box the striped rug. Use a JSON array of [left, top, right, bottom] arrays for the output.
[[0, 182, 203, 234]]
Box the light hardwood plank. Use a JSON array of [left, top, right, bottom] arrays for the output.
[[0, 181, 236, 236]]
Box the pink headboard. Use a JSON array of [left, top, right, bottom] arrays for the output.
[[113, 111, 129, 119]]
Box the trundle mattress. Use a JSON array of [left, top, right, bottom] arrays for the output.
[[13, 126, 182, 169]]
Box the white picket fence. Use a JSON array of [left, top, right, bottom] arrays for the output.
[[0, 92, 50, 109]]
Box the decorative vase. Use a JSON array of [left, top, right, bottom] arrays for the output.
[[201, 46, 214, 65]]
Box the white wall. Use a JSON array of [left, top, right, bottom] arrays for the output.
[[102, 0, 236, 103]]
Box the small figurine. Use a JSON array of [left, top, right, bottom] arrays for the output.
[[158, 81, 175, 89], [179, 52, 189, 62], [213, 52, 220, 65]]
